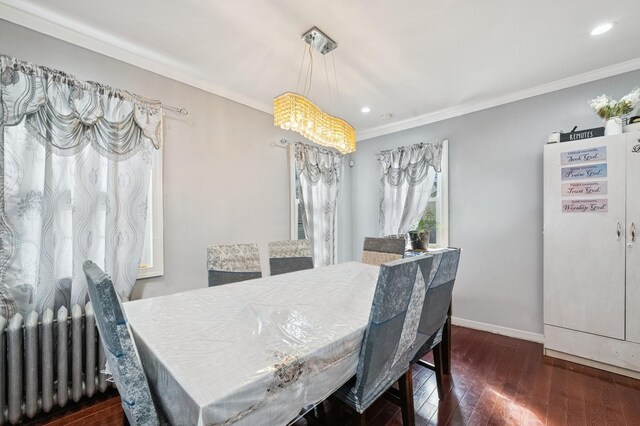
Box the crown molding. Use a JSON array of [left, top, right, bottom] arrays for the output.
[[0, 0, 273, 114], [3, 0, 639, 138], [357, 57, 640, 141]]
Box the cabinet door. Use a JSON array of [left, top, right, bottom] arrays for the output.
[[544, 135, 626, 339], [626, 132, 640, 343]]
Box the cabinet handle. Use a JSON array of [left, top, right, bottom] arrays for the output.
[[633, 222, 637, 242], [617, 221, 622, 240]]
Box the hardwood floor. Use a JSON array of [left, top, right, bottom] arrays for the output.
[[33, 326, 640, 425]]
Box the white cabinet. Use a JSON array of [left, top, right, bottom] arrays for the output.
[[544, 131, 640, 377], [626, 134, 640, 344]]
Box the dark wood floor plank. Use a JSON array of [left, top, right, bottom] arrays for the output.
[[465, 334, 512, 425], [595, 369, 627, 425], [510, 340, 543, 425], [433, 324, 492, 425], [560, 359, 588, 426], [486, 337, 532, 426], [614, 373, 640, 425], [415, 401, 438, 426], [521, 351, 553, 425], [582, 364, 627, 426], [545, 357, 570, 426], [446, 331, 507, 424]]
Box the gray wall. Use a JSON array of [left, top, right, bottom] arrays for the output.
[[352, 70, 640, 335], [3, 18, 639, 336], [0, 20, 352, 299]]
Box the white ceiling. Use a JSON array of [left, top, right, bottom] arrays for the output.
[[2, 0, 640, 140]]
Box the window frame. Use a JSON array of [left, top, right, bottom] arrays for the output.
[[137, 146, 164, 279], [431, 139, 450, 249]]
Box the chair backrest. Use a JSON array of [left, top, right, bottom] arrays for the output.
[[83, 261, 160, 426], [207, 243, 262, 286], [268, 239, 314, 276], [353, 255, 434, 411], [361, 236, 406, 266], [413, 248, 461, 360]]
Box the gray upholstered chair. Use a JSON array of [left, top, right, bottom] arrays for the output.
[[411, 248, 461, 400], [332, 255, 435, 425], [268, 239, 314, 275], [206, 243, 262, 286], [361, 236, 406, 266], [83, 261, 166, 426]]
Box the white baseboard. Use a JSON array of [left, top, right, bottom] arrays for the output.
[[544, 348, 640, 380], [451, 316, 545, 343]]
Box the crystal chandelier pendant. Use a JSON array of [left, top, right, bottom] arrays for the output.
[[273, 27, 356, 154]]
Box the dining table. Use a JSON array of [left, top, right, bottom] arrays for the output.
[[124, 261, 380, 426]]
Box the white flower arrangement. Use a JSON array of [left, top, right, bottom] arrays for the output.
[[589, 87, 640, 120]]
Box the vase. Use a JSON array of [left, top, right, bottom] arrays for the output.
[[605, 117, 623, 135], [408, 230, 429, 251]]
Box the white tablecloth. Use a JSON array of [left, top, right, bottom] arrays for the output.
[[124, 262, 379, 426]]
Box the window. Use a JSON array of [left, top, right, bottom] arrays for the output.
[[138, 147, 164, 278], [289, 141, 449, 252], [421, 140, 449, 248]]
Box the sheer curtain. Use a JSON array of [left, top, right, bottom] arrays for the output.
[[0, 55, 162, 318], [378, 141, 443, 236], [295, 143, 343, 267]]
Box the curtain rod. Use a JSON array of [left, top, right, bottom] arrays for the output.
[[375, 139, 443, 157], [163, 104, 189, 116], [276, 139, 344, 155]]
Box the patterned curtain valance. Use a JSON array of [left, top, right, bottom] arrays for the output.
[[0, 54, 162, 159], [294, 142, 343, 187], [378, 141, 443, 187]]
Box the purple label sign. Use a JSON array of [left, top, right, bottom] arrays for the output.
[[562, 199, 608, 213], [561, 163, 607, 180], [560, 146, 606, 165], [561, 181, 608, 196]]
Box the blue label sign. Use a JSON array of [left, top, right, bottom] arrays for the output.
[[561, 163, 607, 180]]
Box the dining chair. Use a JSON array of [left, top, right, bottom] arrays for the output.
[[361, 236, 407, 266], [332, 255, 435, 425], [207, 243, 262, 286], [268, 239, 314, 275], [411, 248, 461, 400], [83, 261, 167, 426]]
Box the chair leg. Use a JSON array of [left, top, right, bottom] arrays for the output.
[[442, 303, 452, 374], [398, 370, 415, 426], [358, 409, 367, 426], [433, 343, 444, 400], [316, 401, 327, 420]]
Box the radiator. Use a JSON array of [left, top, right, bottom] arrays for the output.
[[0, 302, 112, 424]]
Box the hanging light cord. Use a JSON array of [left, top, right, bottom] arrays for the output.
[[303, 45, 314, 97], [323, 55, 333, 103], [295, 37, 339, 108], [332, 53, 343, 116], [295, 43, 307, 94]]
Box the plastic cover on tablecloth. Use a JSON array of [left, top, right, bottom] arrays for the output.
[[124, 262, 380, 425]]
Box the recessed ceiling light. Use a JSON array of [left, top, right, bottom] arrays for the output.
[[361, 106, 371, 113], [591, 22, 614, 36]]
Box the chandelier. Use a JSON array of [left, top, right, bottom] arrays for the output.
[[274, 27, 356, 154]]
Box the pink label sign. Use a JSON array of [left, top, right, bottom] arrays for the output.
[[561, 181, 608, 196], [562, 199, 608, 213]]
